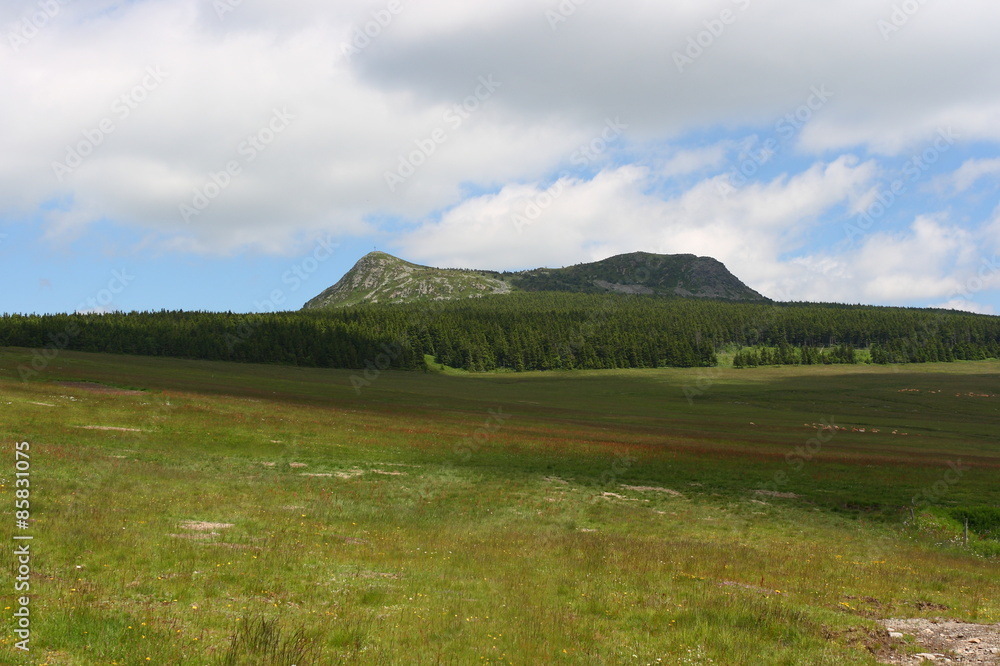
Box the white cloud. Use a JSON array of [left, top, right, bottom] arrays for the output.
[[1, 0, 998, 310], [0, 0, 585, 254], [355, 0, 1000, 153], [396, 156, 877, 295], [930, 299, 996, 315], [948, 158, 1000, 192], [787, 216, 1000, 308], [397, 163, 1000, 309], [657, 144, 730, 179]]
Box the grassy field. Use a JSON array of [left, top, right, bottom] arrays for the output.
[[1, 347, 998, 664]]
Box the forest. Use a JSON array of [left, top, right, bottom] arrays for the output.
[[2, 293, 999, 374]]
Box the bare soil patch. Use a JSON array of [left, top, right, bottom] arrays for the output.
[[601, 492, 644, 502], [356, 570, 402, 580], [178, 521, 234, 532], [58, 381, 144, 395], [206, 542, 262, 551], [879, 618, 1000, 664], [169, 533, 217, 540], [754, 489, 800, 499], [719, 579, 773, 595], [622, 485, 684, 497], [335, 470, 364, 479]]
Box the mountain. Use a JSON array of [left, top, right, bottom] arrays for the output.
[[302, 251, 766, 309], [302, 252, 513, 309], [508, 252, 765, 300]]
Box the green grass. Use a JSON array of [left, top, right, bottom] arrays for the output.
[[422, 354, 471, 376], [0, 347, 998, 664]]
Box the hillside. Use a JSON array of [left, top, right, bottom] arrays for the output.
[[302, 251, 765, 309], [4, 296, 999, 374], [509, 251, 765, 300], [3, 349, 999, 662], [302, 251, 512, 309]]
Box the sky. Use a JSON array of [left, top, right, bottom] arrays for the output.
[[2, 0, 999, 315]]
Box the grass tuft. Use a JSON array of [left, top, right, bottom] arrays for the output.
[[218, 616, 321, 666]]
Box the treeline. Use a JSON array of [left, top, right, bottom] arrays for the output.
[[732, 342, 860, 367], [1, 293, 999, 373]]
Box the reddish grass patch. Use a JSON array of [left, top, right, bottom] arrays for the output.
[[57, 381, 144, 395]]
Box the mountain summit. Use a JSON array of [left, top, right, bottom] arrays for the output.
[[302, 251, 765, 309], [302, 252, 513, 309]]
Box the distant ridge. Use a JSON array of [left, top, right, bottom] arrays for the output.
[[302, 251, 766, 309]]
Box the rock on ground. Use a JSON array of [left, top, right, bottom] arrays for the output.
[[879, 618, 1000, 664]]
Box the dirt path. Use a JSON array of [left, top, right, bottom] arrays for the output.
[[879, 619, 1000, 664], [57, 381, 144, 395]]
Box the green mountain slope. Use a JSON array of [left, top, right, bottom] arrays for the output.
[[302, 252, 512, 309], [5, 295, 998, 374], [508, 251, 765, 300], [303, 251, 765, 309]]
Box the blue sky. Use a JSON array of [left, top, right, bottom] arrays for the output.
[[2, 0, 999, 315]]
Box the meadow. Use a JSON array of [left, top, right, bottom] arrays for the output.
[[1, 347, 998, 664]]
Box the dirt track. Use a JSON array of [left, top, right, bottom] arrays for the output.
[[879, 619, 1000, 664]]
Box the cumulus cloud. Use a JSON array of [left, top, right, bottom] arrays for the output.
[[1, 0, 584, 253], [396, 156, 877, 294], [789, 215, 1000, 312], [357, 0, 1000, 152], [657, 144, 731, 179], [1, 0, 998, 309], [931, 299, 996, 315], [948, 158, 1000, 192]]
